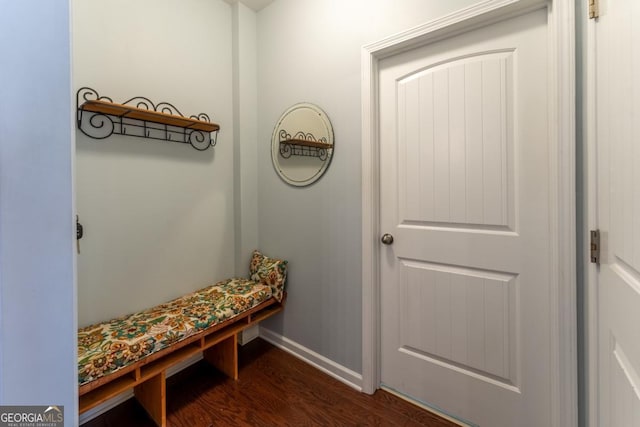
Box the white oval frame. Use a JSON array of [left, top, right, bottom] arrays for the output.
[[271, 103, 334, 187]]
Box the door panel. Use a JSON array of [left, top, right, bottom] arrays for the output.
[[595, 0, 640, 425], [399, 260, 517, 384], [380, 9, 549, 426], [397, 51, 514, 230]]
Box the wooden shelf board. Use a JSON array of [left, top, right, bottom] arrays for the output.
[[80, 100, 219, 132], [139, 343, 202, 381], [280, 138, 333, 149], [79, 364, 138, 396], [79, 374, 137, 413], [203, 322, 246, 350], [250, 304, 283, 324]]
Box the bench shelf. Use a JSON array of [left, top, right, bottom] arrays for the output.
[[79, 297, 285, 425]]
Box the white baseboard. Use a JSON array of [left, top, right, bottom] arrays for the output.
[[78, 389, 133, 425], [78, 353, 203, 425], [239, 324, 259, 345], [165, 353, 203, 377], [259, 327, 363, 392]]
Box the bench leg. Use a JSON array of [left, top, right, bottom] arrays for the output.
[[203, 333, 238, 380], [134, 372, 166, 427]]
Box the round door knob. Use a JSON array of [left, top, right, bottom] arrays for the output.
[[381, 233, 394, 245]]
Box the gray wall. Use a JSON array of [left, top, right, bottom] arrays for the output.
[[0, 1, 77, 424], [256, 0, 481, 374], [74, 0, 236, 327]]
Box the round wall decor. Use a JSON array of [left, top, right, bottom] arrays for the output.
[[271, 103, 334, 187]]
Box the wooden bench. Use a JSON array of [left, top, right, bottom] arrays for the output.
[[79, 295, 284, 426], [79, 251, 288, 426]]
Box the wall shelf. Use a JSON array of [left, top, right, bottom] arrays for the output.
[[278, 130, 333, 161], [76, 87, 219, 151]]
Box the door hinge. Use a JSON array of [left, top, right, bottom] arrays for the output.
[[590, 229, 600, 264], [589, 0, 599, 19]]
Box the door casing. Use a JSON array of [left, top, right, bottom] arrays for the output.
[[360, 0, 577, 426], [585, 8, 598, 427]]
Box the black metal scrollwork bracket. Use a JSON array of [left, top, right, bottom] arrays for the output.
[[76, 87, 219, 151], [278, 130, 332, 161]]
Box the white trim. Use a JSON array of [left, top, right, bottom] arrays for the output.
[[259, 327, 363, 391], [360, 39, 380, 395], [78, 353, 203, 424], [585, 11, 599, 427], [165, 353, 204, 377], [79, 390, 134, 425], [546, 1, 578, 425], [363, 0, 546, 59], [239, 323, 260, 345], [361, 0, 577, 425]]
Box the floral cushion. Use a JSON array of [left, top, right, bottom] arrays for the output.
[[249, 250, 288, 302], [77, 278, 271, 386]]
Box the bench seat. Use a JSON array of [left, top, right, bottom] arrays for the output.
[[78, 278, 272, 388]]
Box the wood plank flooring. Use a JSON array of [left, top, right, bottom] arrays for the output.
[[82, 338, 457, 427]]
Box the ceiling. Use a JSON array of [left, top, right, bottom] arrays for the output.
[[224, 0, 275, 12]]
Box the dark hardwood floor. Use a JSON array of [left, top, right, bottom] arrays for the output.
[[82, 338, 457, 427]]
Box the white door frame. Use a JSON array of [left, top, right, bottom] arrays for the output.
[[584, 9, 598, 427], [361, 0, 577, 425]]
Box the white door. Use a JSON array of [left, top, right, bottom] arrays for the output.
[[379, 9, 552, 427], [593, 0, 640, 425]]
